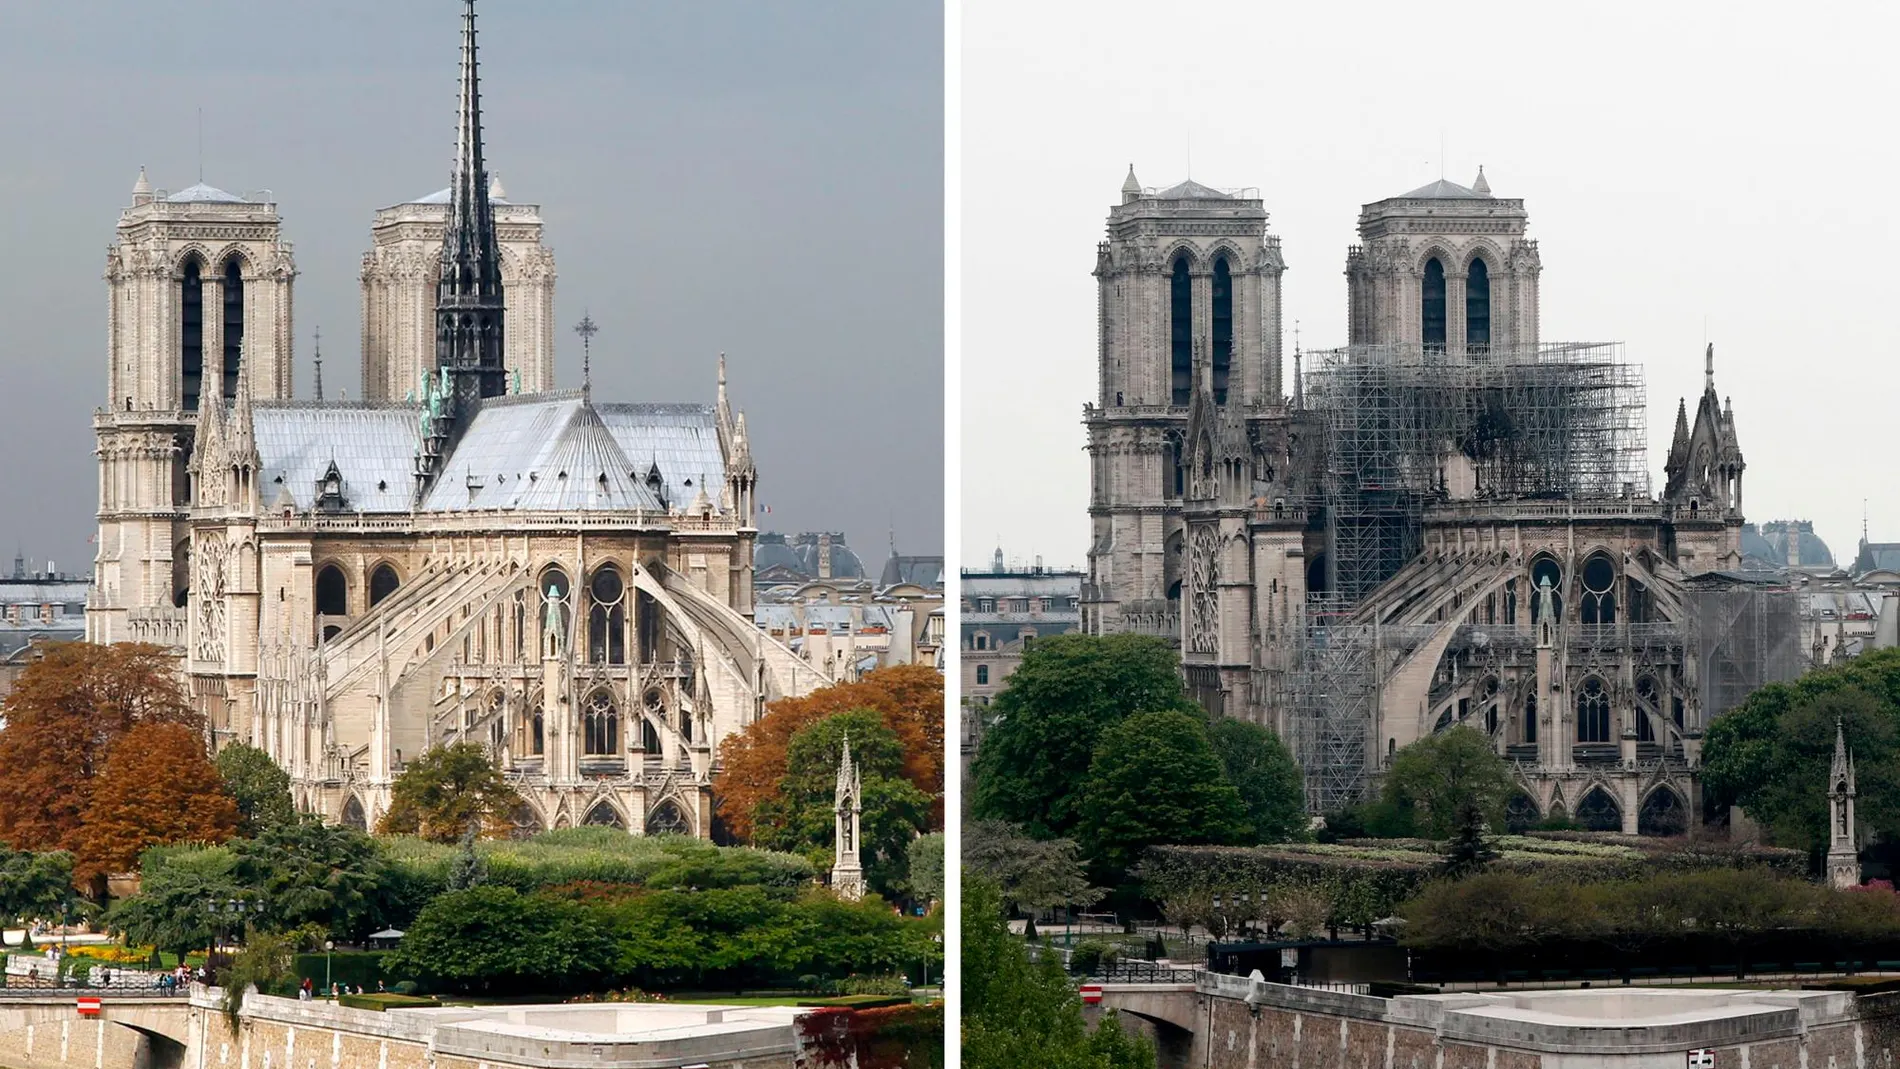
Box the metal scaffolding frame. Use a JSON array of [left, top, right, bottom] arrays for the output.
[[1304, 342, 1650, 603], [1285, 342, 1653, 811], [1685, 584, 1804, 724]]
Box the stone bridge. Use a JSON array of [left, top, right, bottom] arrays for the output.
[[0, 993, 193, 1069], [1082, 971, 1900, 1069]]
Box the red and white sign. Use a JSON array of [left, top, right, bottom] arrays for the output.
[[1080, 984, 1103, 1005], [76, 997, 101, 1017], [1687, 1050, 1715, 1068]]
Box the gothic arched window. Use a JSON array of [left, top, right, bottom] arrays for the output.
[[531, 710, 544, 755], [539, 567, 571, 655], [1577, 677, 1611, 743], [181, 258, 205, 411], [369, 564, 400, 608], [1170, 255, 1192, 405], [315, 564, 348, 618], [588, 565, 626, 665], [1466, 257, 1491, 353], [1211, 256, 1233, 404], [1524, 694, 1537, 744], [584, 691, 619, 756], [1422, 257, 1447, 351], [222, 258, 245, 401], [640, 713, 661, 754], [1530, 556, 1564, 623], [1581, 553, 1617, 626]]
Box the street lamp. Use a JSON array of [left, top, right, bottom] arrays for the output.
[[325, 941, 335, 995]]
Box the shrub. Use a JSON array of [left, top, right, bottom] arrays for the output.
[[1068, 938, 1120, 976], [338, 993, 441, 1012]]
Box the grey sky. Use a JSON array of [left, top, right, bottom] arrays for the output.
[[0, 0, 942, 572], [962, 0, 1896, 571]]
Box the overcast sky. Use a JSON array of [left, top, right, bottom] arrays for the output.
[[0, 0, 942, 573], [962, 0, 1896, 571]]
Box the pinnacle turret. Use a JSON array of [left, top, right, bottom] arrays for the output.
[[433, 0, 508, 425]]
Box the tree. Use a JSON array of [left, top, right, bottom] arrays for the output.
[[963, 820, 1100, 919], [385, 885, 617, 994], [75, 720, 240, 883], [0, 642, 199, 856], [108, 845, 245, 961], [1206, 719, 1307, 843], [962, 872, 1155, 1069], [1704, 686, 1900, 851], [376, 742, 525, 842], [232, 816, 387, 940], [1381, 726, 1517, 840], [1079, 711, 1251, 878], [447, 822, 489, 891], [0, 847, 77, 931], [908, 832, 945, 906], [972, 634, 1199, 841], [716, 665, 944, 842], [214, 743, 296, 836], [1438, 799, 1500, 878], [750, 709, 932, 898]]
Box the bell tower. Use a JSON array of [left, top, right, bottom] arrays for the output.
[[1083, 167, 1285, 639], [91, 170, 295, 645]]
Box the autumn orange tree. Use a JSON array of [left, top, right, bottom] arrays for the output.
[[76, 721, 240, 882], [0, 642, 199, 857], [715, 664, 944, 841]]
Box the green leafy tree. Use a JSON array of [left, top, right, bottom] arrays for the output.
[[972, 634, 1199, 840], [962, 872, 1155, 1069], [222, 928, 304, 1028], [0, 847, 78, 931], [1704, 687, 1899, 851], [447, 822, 489, 891], [377, 743, 525, 843], [1438, 799, 1500, 877], [214, 743, 296, 836], [750, 709, 931, 898], [1206, 719, 1307, 843], [232, 816, 387, 940], [963, 820, 1099, 918], [1079, 711, 1251, 877], [385, 885, 616, 994], [107, 844, 244, 961], [1381, 726, 1516, 840], [908, 832, 945, 906]]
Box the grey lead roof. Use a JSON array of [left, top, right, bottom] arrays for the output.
[[252, 394, 727, 515], [421, 397, 662, 512], [408, 188, 511, 206], [1154, 178, 1232, 200], [1394, 178, 1488, 200], [166, 182, 254, 204], [255, 404, 421, 513]]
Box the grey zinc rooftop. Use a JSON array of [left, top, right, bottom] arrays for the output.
[[420, 396, 662, 512], [1394, 178, 1488, 200], [165, 182, 254, 204], [1154, 178, 1233, 200], [255, 403, 421, 513], [594, 402, 727, 511]]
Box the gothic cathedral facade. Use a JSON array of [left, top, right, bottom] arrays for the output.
[[87, 1, 825, 839], [1085, 168, 1759, 833]]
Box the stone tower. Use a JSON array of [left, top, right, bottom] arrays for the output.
[[90, 170, 295, 645], [1345, 168, 1540, 353], [359, 176, 556, 402], [1828, 719, 1860, 890], [1662, 344, 1746, 571], [1083, 167, 1286, 642], [830, 735, 865, 901]]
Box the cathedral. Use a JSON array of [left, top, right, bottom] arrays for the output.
[[86, 1, 826, 838], [1083, 168, 1794, 833]]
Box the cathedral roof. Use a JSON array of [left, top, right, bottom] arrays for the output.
[[423, 396, 662, 512], [166, 182, 254, 204], [1394, 178, 1490, 200], [407, 185, 511, 206], [254, 404, 421, 513], [1154, 178, 1233, 200]]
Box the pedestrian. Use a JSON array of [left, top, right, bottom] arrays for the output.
[[377, 979, 386, 992], [300, 977, 313, 1001]]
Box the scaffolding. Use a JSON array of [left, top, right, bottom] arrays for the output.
[[1303, 342, 1650, 603], [1286, 342, 1652, 810], [1684, 582, 1804, 724]]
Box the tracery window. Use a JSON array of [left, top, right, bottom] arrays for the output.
[[222, 258, 244, 401], [539, 567, 571, 656], [1530, 557, 1563, 623], [181, 258, 205, 411], [1580, 553, 1617, 626], [583, 691, 619, 756], [1170, 256, 1192, 405], [1576, 677, 1611, 743], [1422, 257, 1447, 351], [588, 565, 626, 665], [1466, 257, 1491, 352], [1211, 256, 1232, 403]]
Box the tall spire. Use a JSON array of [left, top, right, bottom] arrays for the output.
[[434, 0, 507, 422], [1704, 342, 1715, 394], [574, 312, 598, 402], [312, 326, 324, 402]]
